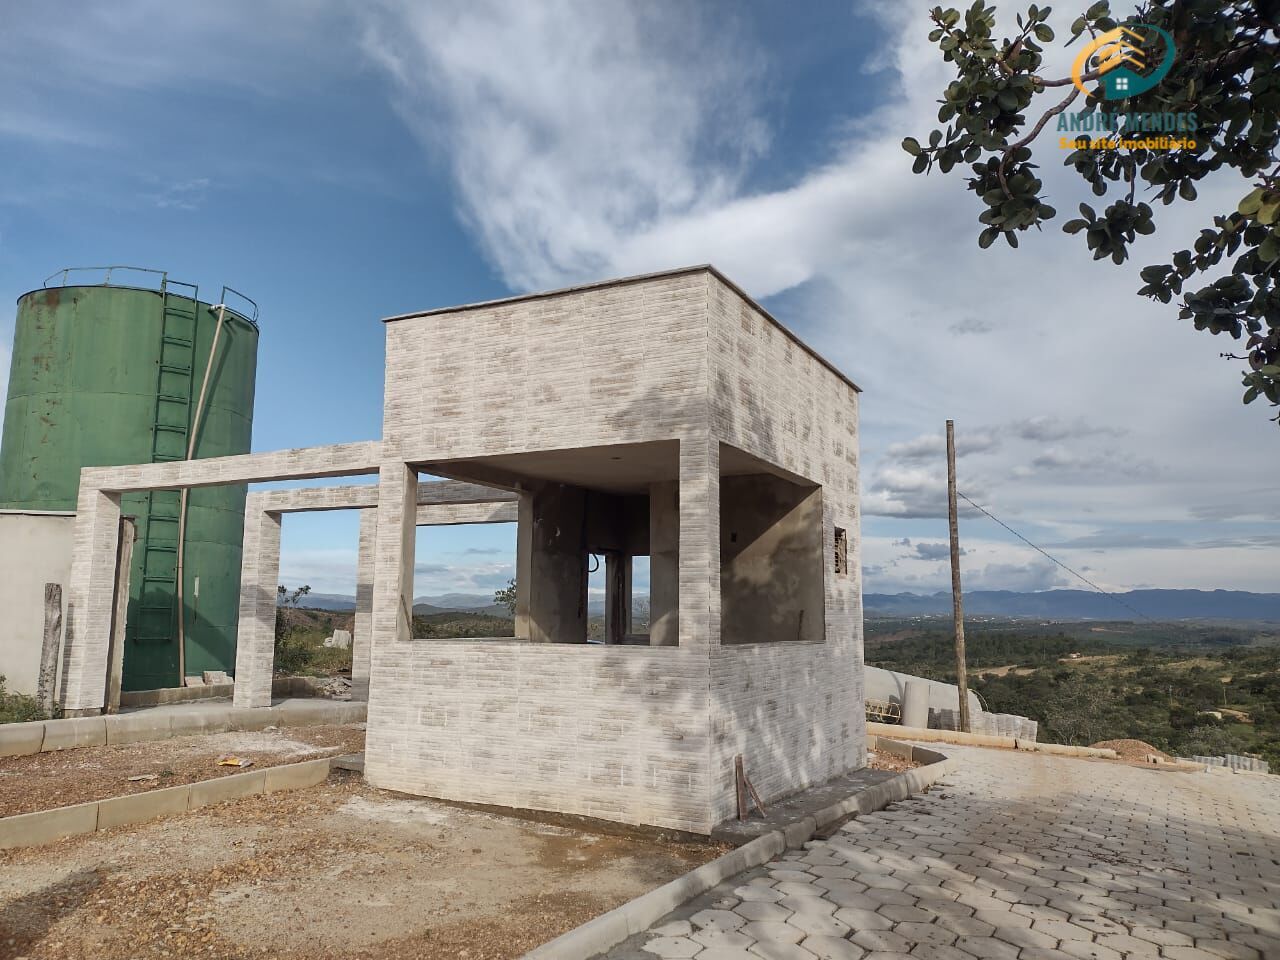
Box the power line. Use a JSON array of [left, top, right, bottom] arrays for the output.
[[956, 490, 1155, 623]]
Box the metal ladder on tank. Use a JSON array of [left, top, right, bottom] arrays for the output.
[[133, 279, 201, 663]]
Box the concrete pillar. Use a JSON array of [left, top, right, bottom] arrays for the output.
[[233, 496, 281, 709], [370, 463, 418, 654], [351, 507, 377, 699], [527, 483, 588, 643], [59, 485, 123, 714], [902, 680, 929, 729], [677, 437, 720, 649], [514, 490, 533, 640], [604, 552, 631, 643], [649, 480, 679, 646]]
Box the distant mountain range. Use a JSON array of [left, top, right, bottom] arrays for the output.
[[290, 592, 650, 619], [292, 588, 1280, 622], [864, 589, 1280, 622]]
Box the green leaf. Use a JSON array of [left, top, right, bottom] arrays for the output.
[[902, 137, 923, 156], [1238, 187, 1266, 216], [1260, 235, 1280, 263], [978, 227, 999, 249], [1259, 201, 1280, 226], [1033, 23, 1054, 42], [1063, 218, 1089, 234]]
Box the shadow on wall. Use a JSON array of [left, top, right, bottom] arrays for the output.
[[720, 473, 825, 646], [600, 373, 862, 820]]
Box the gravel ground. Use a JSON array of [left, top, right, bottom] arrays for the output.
[[0, 773, 725, 960], [866, 750, 919, 774], [0, 724, 367, 817]]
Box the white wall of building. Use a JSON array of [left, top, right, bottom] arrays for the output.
[[0, 511, 75, 696]]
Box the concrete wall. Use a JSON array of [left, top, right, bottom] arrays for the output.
[[0, 511, 75, 695], [706, 274, 864, 824], [365, 268, 864, 834], [365, 642, 713, 832], [720, 474, 824, 645], [864, 665, 982, 717]]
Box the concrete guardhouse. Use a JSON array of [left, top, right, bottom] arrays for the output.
[[363, 266, 865, 833]]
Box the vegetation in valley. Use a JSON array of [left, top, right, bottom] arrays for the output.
[[866, 617, 1280, 768]]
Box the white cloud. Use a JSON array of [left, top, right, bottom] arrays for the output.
[[358, 0, 1280, 591], [360, 0, 770, 290]]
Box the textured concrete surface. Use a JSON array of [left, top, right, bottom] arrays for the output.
[[61, 441, 383, 713], [366, 266, 866, 834], [0, 510, 74, 696], [602, 745, 1280, 960]]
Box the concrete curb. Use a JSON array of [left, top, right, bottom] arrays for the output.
[[522, 736, 955, 960], [0, 699, 366, 759], [865, 722, 1119, 759], [0, 756, 338, 851]]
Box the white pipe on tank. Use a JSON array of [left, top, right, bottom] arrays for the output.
[[175, 302, 228, 685]]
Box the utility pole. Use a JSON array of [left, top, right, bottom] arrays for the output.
[[946, 420, 972, 733]]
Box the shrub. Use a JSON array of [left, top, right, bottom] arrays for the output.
[[0, 675, 48, 724]]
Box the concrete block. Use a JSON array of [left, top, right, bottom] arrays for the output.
[[783, 815, 818, 849], [322, 629, 352, 650], [96, 784, 192, 830], [524, 909, 631, 960], [40, 716, 107, 751], [902, 681, 930, 729], [263, 758, 331, 791], [0, 802, 99, 850], [0, 720, 45, 757], [105, 711, 173, 745], [189, 770, 268, 809]]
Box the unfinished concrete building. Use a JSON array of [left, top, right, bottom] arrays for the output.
[[364, 266, 864, 833], [57, 266, 864, 835]]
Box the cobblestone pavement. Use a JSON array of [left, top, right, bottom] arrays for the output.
[[605, 745, 1280, 960]]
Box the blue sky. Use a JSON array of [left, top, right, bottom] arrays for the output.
[[2, 1, 1277, 601]]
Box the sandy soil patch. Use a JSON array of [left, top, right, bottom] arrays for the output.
[[867, 750, 920, 774], [0, 773, 725, 960], [0, 724, 365, 817], [1090, 738, 1173, 763]]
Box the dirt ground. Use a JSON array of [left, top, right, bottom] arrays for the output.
[[0, 724, 366, 817], [866, 749, 919, 774], [0, 772, 726, 960]]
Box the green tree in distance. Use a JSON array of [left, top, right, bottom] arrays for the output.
[[494, 578, 517, 616], [902, 1, 1280, 419]]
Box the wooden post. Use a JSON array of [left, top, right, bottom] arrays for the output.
[[735, 755, 749, 821], [946, 420, 972, 734], [104, 517, 137, 714], [37, 583, 63, 715]]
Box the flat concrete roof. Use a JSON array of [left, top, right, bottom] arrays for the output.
[[382, 265, 862, 394]]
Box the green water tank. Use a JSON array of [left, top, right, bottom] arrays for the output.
[[0, 268, 259, 691]]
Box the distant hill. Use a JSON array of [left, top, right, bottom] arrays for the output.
[[294, 588, 1278, 622], [865, 589, 1280, 622], [288, 592, 356, 611]]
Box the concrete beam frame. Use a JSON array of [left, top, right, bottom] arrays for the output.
[[233, 481, 518, 708], [59, 442, 383, 714], [60, 441, 521, 715]]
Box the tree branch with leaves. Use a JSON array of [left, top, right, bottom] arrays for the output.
[[903, 0, 1280, 419]]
